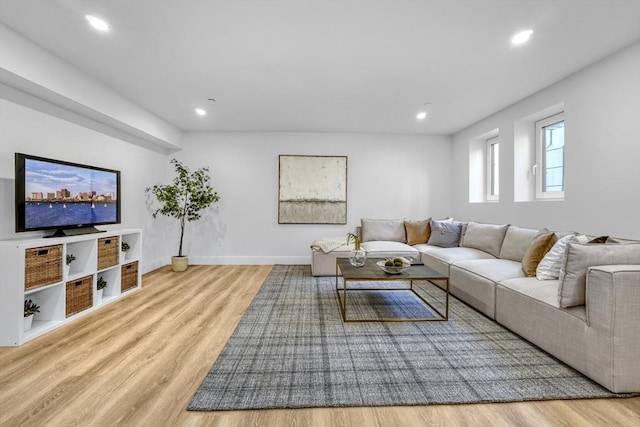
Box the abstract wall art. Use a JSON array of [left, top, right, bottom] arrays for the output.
[[278, 155, 347, 224]]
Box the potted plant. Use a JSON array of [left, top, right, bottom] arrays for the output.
[[121, 241, 130, 263], [146, 159, 220, 272], [97, 276, 107, 300], [65, 253, 75, 276], [24, 299, 40, 331]]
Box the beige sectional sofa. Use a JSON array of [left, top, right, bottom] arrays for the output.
[[310, 218, 640, 393]]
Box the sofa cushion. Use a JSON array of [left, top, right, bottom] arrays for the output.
[[419, 245, 496, 263], [558, 242, 640, 308], [428, 219, 463, 248], [452, 258, 526, 283], [536, 234, 588, 280], [498, 277, 561, 308], [416, 245, 493, 276], [360, 241, 420, 259], [521, 231, 558, 277], [460, 221, 509, 257], [404, 218, 431, 245], [500, 226, 540, 261], [361, 218, 406, 243]]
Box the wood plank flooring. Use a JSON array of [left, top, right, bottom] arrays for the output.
[[1, 265, 638, 427]]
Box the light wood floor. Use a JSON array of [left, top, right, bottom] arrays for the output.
[[1, 265, 638, 427]]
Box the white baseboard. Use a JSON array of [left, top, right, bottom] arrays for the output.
[[141, 256, 312, 274], [141, 258, 170, 274], [188, 255, 311, 265]]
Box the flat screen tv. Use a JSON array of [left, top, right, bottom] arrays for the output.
[[15, 153, 121, 237]]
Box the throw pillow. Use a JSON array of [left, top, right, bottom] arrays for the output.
[[427, 219, 463, 248], [588, 235, 619, 244], [536, 234, 588, 280], [404, 218, 431, 245], [588, 235, 609, 244], [460, 221, 510, 257], [558, 242, 640, 308], [361, 218, 406, 243], [521, 231, 557, 277]]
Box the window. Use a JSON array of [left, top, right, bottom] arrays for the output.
[[486, 136, 499, 201], [535, 112, 564, 199]]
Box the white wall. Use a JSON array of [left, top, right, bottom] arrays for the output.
[[451, 42, 640, 239], [175, 132, 452, 264], [0, 98, 170, 272]]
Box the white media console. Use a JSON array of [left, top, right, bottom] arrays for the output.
[[0, 229, 142, 346]]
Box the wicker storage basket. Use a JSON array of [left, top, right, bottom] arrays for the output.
[[97, 236, 119, 270], [121, 261, 138, 292], [25, 244, 63, 290], [66, 275, 93, 317]]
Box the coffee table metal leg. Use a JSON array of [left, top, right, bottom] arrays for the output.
[[335, 262, 347, 321]]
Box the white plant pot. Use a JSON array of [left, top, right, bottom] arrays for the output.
[[24, 314, 34, 331], [120, 251, 126, 263], [97, 288, 104, 301]]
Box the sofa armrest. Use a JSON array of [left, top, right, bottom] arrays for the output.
[[587, 264, 640, 327], [586, 265, 640, 392]]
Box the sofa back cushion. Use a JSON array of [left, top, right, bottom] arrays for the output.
[[427, 219, 462, 248], [500, 226, 541, 261], [404, 218, 432, 245], [361, 218, 406, 243], [460, 222, 509, 257], [558, 242, 640, 308]]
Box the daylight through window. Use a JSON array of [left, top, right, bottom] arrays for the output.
[[487, 136, 499, 200], [536, 113, 565, 199]]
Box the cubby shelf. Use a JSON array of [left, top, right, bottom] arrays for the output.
[[0, 229, 142, 346]]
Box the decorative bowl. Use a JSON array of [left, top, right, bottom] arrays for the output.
[[376, 258, 411, 274]]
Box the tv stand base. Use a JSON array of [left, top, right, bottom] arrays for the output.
[[46, 227, 106, 238]]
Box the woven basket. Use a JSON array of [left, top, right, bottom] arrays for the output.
[[66, 275, 93, 317], [25, 244, 63, 290], [121, 261, 138, 292], [97, 236, 119, 270]]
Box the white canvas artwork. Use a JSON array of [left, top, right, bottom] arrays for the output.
[[278, 155, 347, 224]]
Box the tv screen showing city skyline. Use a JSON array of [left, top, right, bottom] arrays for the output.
[[21, 157, 119, 229]]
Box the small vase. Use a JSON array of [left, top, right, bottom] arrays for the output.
[[97, 288, 104, 301], [349, 239, 367, 267], [24, 314, 34, 331]]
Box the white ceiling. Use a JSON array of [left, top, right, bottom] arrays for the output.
[[1, 0, 639, 135]]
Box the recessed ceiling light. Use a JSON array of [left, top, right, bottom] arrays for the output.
[[416, 112, 427, 120], [511, 29, 533, 45], [194, 108, 207, 116], [85, 15, 109, 32]]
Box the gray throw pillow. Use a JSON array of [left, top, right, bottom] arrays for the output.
[[427, 220, 463, 248]]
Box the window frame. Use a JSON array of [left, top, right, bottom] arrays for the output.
[[486, 136, 499, 201], [535, 112, 565, 200]]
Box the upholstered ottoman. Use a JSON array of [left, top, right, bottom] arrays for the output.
[[311, 245, 352, 276]]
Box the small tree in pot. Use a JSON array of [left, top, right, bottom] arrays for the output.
[[146, 159, 220, 272]]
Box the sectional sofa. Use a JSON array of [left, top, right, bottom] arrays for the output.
[[310, 218, 640, 393]]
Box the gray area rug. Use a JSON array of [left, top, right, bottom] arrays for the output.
[[189, 265, 623, 411]]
